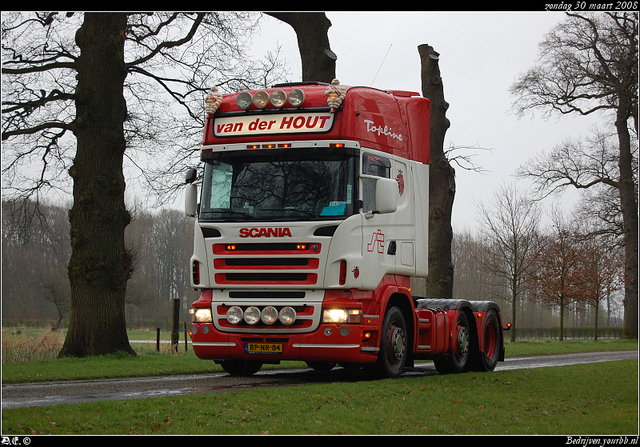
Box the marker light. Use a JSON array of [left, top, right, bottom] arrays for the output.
[[192, 261, 200, 285], [252, 90, 269, 109], [270, 89, 287, 108], [288, 88, 305, 107], [236, 91, 252, 109]]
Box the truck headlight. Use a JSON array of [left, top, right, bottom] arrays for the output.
[[322, 308, 361, 324], [227, 306, 243, 325], [261, 306, 278, 325], [244, 306, 261, 325], [278, 306, 296, 326], [192, 308, 213, 323]]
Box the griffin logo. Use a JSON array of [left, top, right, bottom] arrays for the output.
[[396, 170, 405, 196]]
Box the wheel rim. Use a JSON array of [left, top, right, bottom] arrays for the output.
[[387, 324, 406, 364], [457, 325, 469, 358]]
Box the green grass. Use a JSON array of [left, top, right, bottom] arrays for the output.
[[503, 338, 638, 356], [2, 360, 637, 435]]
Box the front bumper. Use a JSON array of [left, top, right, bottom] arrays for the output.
[[190, 322, 378, 364]]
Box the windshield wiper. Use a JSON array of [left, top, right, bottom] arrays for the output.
[[212, 209, 255, 220], [260, 208, 316, 217]]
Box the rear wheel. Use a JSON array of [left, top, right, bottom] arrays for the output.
[[472, 309, 501, 372], [434, 311, 472, 374], [220, 360, 262, 376], [376, 306, 408, 378]]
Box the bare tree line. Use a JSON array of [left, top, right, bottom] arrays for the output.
[[4, 194, 625, 338], [2, 198, 197, 328], [454, 182, 626, 342]]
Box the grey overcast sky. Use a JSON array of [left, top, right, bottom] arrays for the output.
[[250, 11, 604, 232]]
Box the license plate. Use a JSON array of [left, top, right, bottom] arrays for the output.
[[245, 342, 282, 354]]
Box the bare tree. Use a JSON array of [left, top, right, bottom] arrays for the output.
[[510, 12, 638, 339], [265, 12, 336, 83], [419, 44, 456, 299], [2, 12, 286, 357], [2, 198, 71, 326], [476, 183, 541, 342], [452, 230, 507, 313], [577, 231, 625, 341], [531, 208, 584, 341]]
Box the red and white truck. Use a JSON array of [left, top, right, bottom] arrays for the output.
[[185, 80, 506, 378]]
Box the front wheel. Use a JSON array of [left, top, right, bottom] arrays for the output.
[[306, 361, 337, 371], [220, 360, 262, 376], [434, 310, 472, 374], [376, 306, 408, 378]]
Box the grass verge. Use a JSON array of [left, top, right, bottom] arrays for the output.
[[2, 360, 637, 435]]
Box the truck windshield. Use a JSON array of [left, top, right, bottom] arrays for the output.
[[199, 148, 356, 221]]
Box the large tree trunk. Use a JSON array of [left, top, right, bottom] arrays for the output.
[[60, 13, 135, 357], [418, 44, 455, 299], [266, 12, 336, 83], [616, 94, 638, 340]]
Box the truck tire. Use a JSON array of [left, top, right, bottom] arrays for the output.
[[434, 311, 472, 374], [471, 309, 501, 372], [376, 306, 408, 378], [220, 360, 262, 376]]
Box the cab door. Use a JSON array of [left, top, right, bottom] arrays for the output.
[[358, 150, 398, 290]]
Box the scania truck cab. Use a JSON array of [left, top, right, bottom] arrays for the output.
[[185, 81, 505, 378]]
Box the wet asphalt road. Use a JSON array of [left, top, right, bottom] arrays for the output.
[[2, 350, 637, 410]]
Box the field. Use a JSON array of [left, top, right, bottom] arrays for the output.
[[1, 328, 638, 435]]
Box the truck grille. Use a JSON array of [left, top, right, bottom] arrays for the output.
[[212, 242, 321, 286]]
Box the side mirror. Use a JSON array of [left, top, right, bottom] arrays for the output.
[[185, 168, 197, 184], [185, 183, 198, 218], [185, 168, 198, 218], [375, 177, 398, 214]]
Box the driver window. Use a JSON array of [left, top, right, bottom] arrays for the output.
[[362, 152, 391, 212]]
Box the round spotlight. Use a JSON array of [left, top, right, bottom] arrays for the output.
[[252, 90, 269, 109], [270, 89, 287, 108], [261, 306, 278, 325], [244, 306, 261, 325], [227, 306, 243, 325], [278, 306, 296, 326], [288, 88, 305, 107], [236, 92, 252, 110]]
